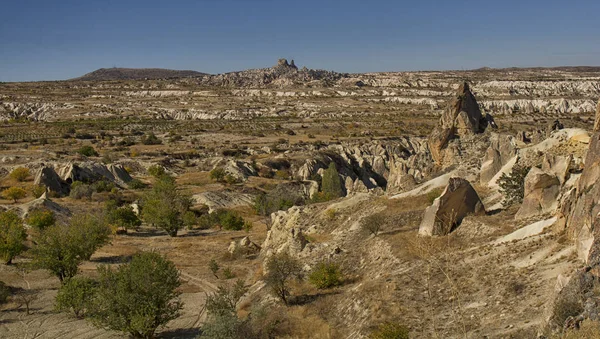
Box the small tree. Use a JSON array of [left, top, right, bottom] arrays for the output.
[[105, 201, 141, 233], [77, 145, 98, 157], [320, 162, 343, 200], [10, 167, 30, 182], [32, 214, 111, 282], [362, 213, 386, 236], [3, 187, 27, 203], [141, 133, 162, 145], [55, 276, 98, 318], [201, 280, 248, 339], [308, 261, 343, 289], [0, 211, 27, 264], [90, 251, 182, 338], [142, 175, 192, 237], [264, 252, 302, 305], [209, 259, 220, 278], [26, 209, 56, 231], [209, 168, 226, 182], [498, 164, 531, 206], [147, 165, 166, 177]]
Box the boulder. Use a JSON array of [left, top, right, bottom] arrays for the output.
[[515, 167, 560, 220], [57, 162, 132, 187], [542, 154, 572, 185], [419, 178, 485, 236], [223, 160, 258, 181], [228, 236, 261, 256]]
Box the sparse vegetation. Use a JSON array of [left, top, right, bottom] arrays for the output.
[[362, 212, 386, 236], [10, 167, 30, 181], [309, 261, 343, 289], [209, 168, 226, 182], [264, 252, 302, 305]]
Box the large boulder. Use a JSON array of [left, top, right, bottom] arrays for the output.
[[428, 82, 486, 164], [515, 167, 560, 220], [419, 177, 485, 236], [57, 162, 132, 187]]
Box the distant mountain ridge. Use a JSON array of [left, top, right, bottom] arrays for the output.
[[72, 68, 208, 81]]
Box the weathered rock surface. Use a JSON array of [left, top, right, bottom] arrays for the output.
[[57, 162, 132, 187], [479, 134, 518, 185], [515, 167, 560, 220], [428, 82, 487, 164], [193, 190, 256, 213], [419, 177, 485, 236], [34, 166, 69, 195]]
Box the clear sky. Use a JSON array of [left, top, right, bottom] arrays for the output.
[[1, 0, 599, 82]]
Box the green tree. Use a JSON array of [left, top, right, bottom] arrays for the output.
[[105, 201, 141, 233], [77, 145, 98, 157], [308, 261, 343, 289], [2, 187, 27, 203], [26, 209, 56, 231], [201, 280, 248, 339], [32, 214, 111, 282], [55, 276, 98, 318], [498, 164, 531, 206], [90, 251, 182, 338], [141, 175, 191, 237], [0, 211, 27, 265], [10, 167, 30, 182], [264, 252, 302, 305], [209, 168, 226, 182], [320, 162, 343, 200], [147, 165, 166, 177]]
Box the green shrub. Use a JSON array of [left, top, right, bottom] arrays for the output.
[[209, 259, 220, 278], [31, 184, 46, 198], [26, 209, 56, 230], [141, 133, 162, 145], [264, 252, 302, 305], [210, 168, 226, 182], [321, 162, 343, 200], [69, 182, 93, 200], [55, 276, 97, 318], [106, 202, 141, 233], [10, 167, 30, 182], [90, 251, 182, 338], [369, 322, 410, 339], [147, 165, 166, 177], [498, 164, 531, 206], [309, 261, 343, 289], [182, 211, 197, 229], [92, 180, 115, 193], [198, 209, 246, 231], [0, 211, 26, 264], [362, 213, 386, 236], [2, 186, 27, 203], [0, 281, 10, 304], [128, 179, 147, 189], [77, 145, 98, 157]]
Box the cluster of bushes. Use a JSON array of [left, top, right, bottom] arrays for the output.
[[77, 145, 98, 157], [198, 209, 251, 231], [55, 251, 182, 338], [141, 133, 162, 145], [69, 180, 116, 200], [209, 168, 239, 184], [105, 200, 141, 233]]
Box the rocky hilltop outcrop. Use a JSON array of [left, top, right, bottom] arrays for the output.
[[428, 82, 490, 164], [72, 68, 207, 81]]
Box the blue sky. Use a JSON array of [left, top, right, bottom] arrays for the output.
[[1, 0, 599, 81]]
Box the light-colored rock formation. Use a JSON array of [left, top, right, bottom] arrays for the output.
[[541, 154, 572, 185], [193, 190, 256, 213], [515, 167, 560, 220], [34, 166, 69, 195], [419, 178, 485, 236], [57, 162, 132, 187], [479, 134, 518, 185]]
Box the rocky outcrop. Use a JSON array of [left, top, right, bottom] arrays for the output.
[[193, 190, 256, 213], [479, 134, 518, 185], [419, 178, 485, 236], [515, 167, 560, 220], [57, 162, 132, 187], [228, 236, 261, 256], [20, 192, 71, 219], [428, 82, 487, 164], [542, 154, 572, 185], [222, 160, 258, 181], [34, 166, 69, 195]]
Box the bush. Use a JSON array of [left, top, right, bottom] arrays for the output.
[[362, 213, 386, 236], [210, 168, 226, 182], [31, 184, 46, 198], [264, 252, 302, 305], [369, 322, 410, 339], [69, 182, 93, 200], [92, 180, 115, 193], [77, 145, 98, 157], [201, 280, 248, 339], [321, 162, 343, 200], [26, 209, 56, 230], [0, 211, 27, 264], [141, 175, 192, 237], [141, 133, 162, 145], [0, 281, 10, 304], [128, 178, 147, 189], [182, 210, 197, 229], [32, 214, 111, 282], [309, 261, 343, 289], [2, 186, 27, 203], [90, 251, 182, 338], [106, 202, 141, 233], [498, 164, 531, 206], [55, 276, 97, 318], [199, 209, 246, 231], [10, 167, 30, 182], [147, 164, 166, 177]]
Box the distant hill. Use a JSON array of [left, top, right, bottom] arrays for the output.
[[72, 68, 208, 81]]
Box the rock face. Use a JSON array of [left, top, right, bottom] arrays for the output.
[[479, 134, 518, 185], [419, 178, 485, 236], [429, 82, 487, 164], [515, 167, 560, 220], [34, 166, 69, 195], [193, 190, 256, 213], [21, 192, 71, 219], [57, 162, 132, 187]]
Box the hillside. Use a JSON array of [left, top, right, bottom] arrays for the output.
[[72, 67, 208, 81]]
